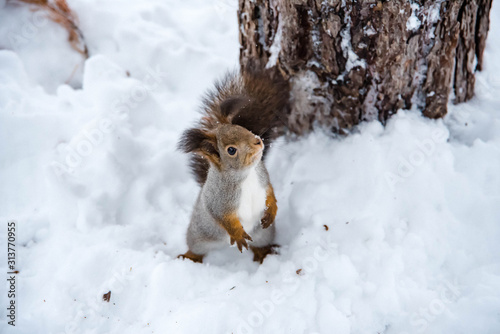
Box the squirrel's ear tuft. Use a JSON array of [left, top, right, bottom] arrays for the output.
[[178, 128, 204, 153], [219, 96, 248, 118], [178, 128, 220, 166]]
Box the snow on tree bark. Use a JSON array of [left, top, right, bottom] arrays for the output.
[[239, 0, 493, 134]]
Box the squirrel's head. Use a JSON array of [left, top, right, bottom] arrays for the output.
[[179, 124, 264, 171]]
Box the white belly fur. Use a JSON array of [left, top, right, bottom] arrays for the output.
[[238, 167, 267, 233]]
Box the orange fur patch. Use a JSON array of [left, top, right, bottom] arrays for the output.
[[221, 212, 253, 252], [178, 251, 204, 263], [250, 244, 279, 264], [261, 185, 278, 228]]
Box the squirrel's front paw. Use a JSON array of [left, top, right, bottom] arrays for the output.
[[261, 212, 275, 229], [230, 229, 253, 252]]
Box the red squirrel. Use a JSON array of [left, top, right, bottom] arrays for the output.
[[178, 69, 289, 263]]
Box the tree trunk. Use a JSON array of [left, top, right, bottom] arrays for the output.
[[238, 0, 493, 135]]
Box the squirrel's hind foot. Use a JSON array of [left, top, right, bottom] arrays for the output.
[[178, 251, 204, 263], [250, 244, 279, 264]]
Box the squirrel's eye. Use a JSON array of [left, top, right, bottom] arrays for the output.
[[227, 147, 237, 156]]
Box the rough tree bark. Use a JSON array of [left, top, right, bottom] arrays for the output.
[[239, 0, 493, 134]]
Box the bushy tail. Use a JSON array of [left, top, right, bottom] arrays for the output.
[[179, 69, 290, 185]]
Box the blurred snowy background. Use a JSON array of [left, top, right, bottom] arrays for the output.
[[1, 0, 500, 333]]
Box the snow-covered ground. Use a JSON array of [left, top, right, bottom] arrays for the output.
[[1, 0, 500, 333]]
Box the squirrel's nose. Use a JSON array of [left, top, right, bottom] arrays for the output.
[[254, 138, 263, 146]]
